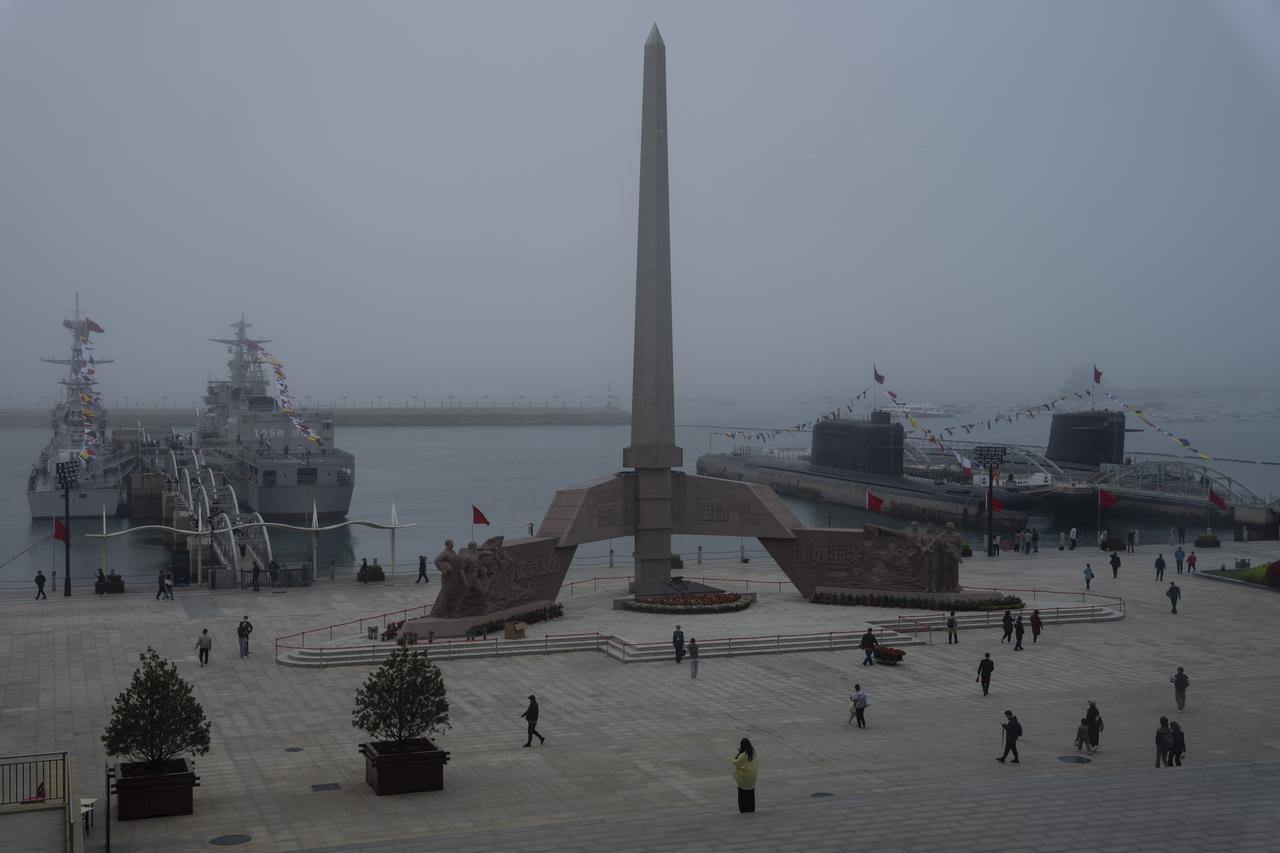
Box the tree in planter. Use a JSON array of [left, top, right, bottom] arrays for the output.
[[352, 647, 450, 752], [103, 647, 211, 769]]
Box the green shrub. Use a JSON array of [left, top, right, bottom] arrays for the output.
[[103, 648, 211, 769], [352, 647, 449, 751], [1194, 533, 1220, 548]]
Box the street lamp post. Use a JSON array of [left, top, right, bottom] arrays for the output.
[[56, 461, 78, 596], [972, 445, 1007, 557]]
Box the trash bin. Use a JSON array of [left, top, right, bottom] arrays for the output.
[[504, 622, 527, 640], [367, 626, 378, 640]]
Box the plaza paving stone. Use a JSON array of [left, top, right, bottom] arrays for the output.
[[0, 540, 1276, 852]]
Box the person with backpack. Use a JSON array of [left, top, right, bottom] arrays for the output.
[[1170, 667, 1190, 710], [946, 611, 959, 645], [997, 710, 1022, 763], [1029, 610, 1043, 644], [1109, 552, 1121, 579], [1167, 581, 1181, 615], [1174, 546, 1186, 574], [1156, 717, 1173, 767], [1155, 554, 1166, 581], [237, 616, 253, 658], [849, 684, 869, 728], [977, 653, 995, 695], [1000, 611, 1014, 644], [1083, 563, 1095, 590]]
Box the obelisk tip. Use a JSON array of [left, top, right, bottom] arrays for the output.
[[646, 24, 663, 47]]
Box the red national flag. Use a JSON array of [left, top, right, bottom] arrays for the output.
[[53, 518, 68, 543], [1093, 364, 1102, 384], [866, 490, 884, 513], [471, 505, 491, 525], [987, 495, 1005, 513], [1208, 488, 1227, 510], [873, 364, 885, 385], [85, 318, 105, 334], [1098, 490, 1119, 508], [885, 390, 898, 401]]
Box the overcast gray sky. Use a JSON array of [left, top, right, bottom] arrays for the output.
[[2, 1, 1278, 416]]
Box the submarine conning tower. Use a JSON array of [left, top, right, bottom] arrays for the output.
[[1045, 410, 1126, 468], [810, 411, 905, 476]]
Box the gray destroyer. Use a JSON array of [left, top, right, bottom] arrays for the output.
[[196, 319, 354, 522], [27, 303, 138, 518]]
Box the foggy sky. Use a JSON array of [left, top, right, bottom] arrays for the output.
[[2, 1, 1278, 418]]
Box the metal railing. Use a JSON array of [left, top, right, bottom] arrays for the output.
[[0, 752, 66, 807]]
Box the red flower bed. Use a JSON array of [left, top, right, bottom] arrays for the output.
[[637, 593, 742, 606]]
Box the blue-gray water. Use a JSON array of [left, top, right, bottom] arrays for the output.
[[2, 416, 1277, 592]]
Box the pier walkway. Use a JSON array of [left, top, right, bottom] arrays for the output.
[[0, 542, 1276, 852]]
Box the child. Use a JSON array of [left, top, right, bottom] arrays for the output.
[[1075, 717, 1094, 755]]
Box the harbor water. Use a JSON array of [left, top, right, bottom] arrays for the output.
[[2, 415, 1277, 593]]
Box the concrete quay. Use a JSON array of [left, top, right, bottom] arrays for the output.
[[0, 542, 1277, 852]]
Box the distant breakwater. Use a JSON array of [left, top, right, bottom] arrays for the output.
[[0, 406, 631, 429]]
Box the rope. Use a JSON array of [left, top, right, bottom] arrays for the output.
[[0, 534, 53, 570]]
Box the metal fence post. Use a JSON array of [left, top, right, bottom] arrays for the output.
[[697, 545, 703, 565]]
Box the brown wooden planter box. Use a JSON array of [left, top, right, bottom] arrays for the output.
[[105, 577, 126, 594], [360, 739, 449, 795], [115, 758, 198, 820]]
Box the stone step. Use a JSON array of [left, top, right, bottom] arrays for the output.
[[871, 605, 1122, 636]]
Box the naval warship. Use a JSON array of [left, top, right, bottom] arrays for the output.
[[195, 319, 354, 522], [27, 303, 138, 518]]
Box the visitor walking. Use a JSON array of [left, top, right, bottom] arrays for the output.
[[1187, 551, 1198, 573], [164, 571, 174, 600], [1156, 717, 1173, 767], [1030, 610, 1043, 643], [946, 611, 959, 645], [996, 710, 1021, 763], [1000, 611, 1014, 644], [358, 558, 369, 584], [1177, 524, 1186, 545], [1023, 529, 1032, 554], [1013, 615, 1025, 651], [1126, 529, 1135, 553], [672, 625, 686, 663], [1166, 581, 1181, 614], [1069, 526, 1078, 550], [95, 568, 107, 595], [850, 684, 869, 728], [1155, 554, 1166, 581], [34, 570, 47, 600], [416, 555, 430, 583], [237, 616, 253, 658], [1169, 721, 1186, 766], [688, 638, 699, 679], [977, 653, 995, 695], [1109, 552, 1121, 579], [195, 629, 211, 667], [1074, 718, 1094, 755], [155, 570, 166, 600], [1083, 563, 1094, 590], [1170, 667, 1190, 710], [251, 561, 261, 592], [732, 738, 758, 813], [860, 628, 878, 665], [521, 695, 545, 746], [1174, 546, 1185, 574], [1031, 528, 1039, 553], [1085, 700, 1102, 751]]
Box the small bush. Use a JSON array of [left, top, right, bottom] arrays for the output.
[[103, 648, 211, 769], [1195, 533, 1220, 548], [353, 647, 449, 751]]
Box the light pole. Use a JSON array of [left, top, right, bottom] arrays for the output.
[[973, 445, 1007, 556], [56, 461, 78, 597]]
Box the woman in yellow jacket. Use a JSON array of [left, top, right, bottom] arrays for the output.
[[732, 738, 758, 813]]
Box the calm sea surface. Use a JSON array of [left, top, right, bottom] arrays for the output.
[[2, 416, 1277, 591]]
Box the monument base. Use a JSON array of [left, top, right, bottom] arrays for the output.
[[402, 600, 557, 640], [625, 576, 725, 596]]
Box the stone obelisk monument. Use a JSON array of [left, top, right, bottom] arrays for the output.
[[622, 25, 682, 595]]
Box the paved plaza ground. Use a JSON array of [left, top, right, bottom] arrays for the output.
[[1, 539, 1277, 852]]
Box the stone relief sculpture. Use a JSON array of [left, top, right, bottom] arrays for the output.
[[430, 536, 537, 619]]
